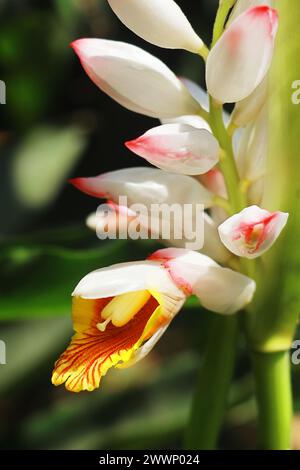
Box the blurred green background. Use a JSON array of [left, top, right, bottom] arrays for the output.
[[0, 0, 299, 450]]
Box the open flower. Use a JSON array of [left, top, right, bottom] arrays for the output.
[[107, 0, 204, 54], [52, 248, 255, 392], [218, 206, 289, 259]]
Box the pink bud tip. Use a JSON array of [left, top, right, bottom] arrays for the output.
[[69, 177, 85, 189], [250, 6, 278, 37], [69, 177, 108, 199], [124, 139, 138, 152], [70, 39, 91, 59], [70, 40, 81, 54]]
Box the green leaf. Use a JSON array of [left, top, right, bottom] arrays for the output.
[[0, 236, 163, 321], [0, 239, 131, 320]]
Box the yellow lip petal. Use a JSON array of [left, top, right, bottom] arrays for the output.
[[101, 290, 151, 327], [52, 295, 159, 392]]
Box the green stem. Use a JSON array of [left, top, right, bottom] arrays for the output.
[[212, 0, 236, 46], [184, 90, 246, 450], [209, 99, 256, 277], [209, 99, 245, 212], [252, 350, 292, 449], [212, 194, 231, 213], [185, 315, 238, 449], [197, 107, 211, 125]]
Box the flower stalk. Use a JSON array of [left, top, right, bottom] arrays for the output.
[[243, 0, 300, 449], [245, 0, 300, 352], [252, 350, 292, 449], [185, 75, 247, 452], [209, 99, 245, 212], [187, 0, 287, 449], [212, 0, 237, 46], [185, 314, 238, 449]]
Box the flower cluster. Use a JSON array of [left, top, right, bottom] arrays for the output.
[[52, 0, 288, 392]]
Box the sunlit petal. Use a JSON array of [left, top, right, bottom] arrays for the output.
[[125, 123, 219, 175], [149, 248, 256, 313], [71, 38, 199, 118], [206, 6, 278, 103], [107, 0, 204, 53], [70, 167, 214, 209]]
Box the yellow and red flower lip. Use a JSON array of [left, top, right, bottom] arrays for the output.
[[52, 260, 186, 393]]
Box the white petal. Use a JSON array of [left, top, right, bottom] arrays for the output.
[[86, 211, 106, 231], [72, 38, 199, 118], [234, 114, 266, 205], [125, 123, 219, 175], [149, 248, 256, 313], [73, 260, 186, 344], [236, 106, 268, 182], [86, 205, 136, 234], [162, 212, 230, 264], [248, 178, 265, 205], [229, 0, 273, 24], [231, 76, 268, 127], [180, 78, 209, 111], [70, 167, 214, 208], [218, 205, 289, 259], [161, 78, 228, 131], [107, 0, 204, 53], [197, 170, 229, 225], [193, 263, 256, 313], [198, 169, 227, 198], [161, 114, 211, 131], [201, 213, 231, 263], [73, 168, 215, 252], [73, 260, 184, 301], [206, 6, 278, 103]]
